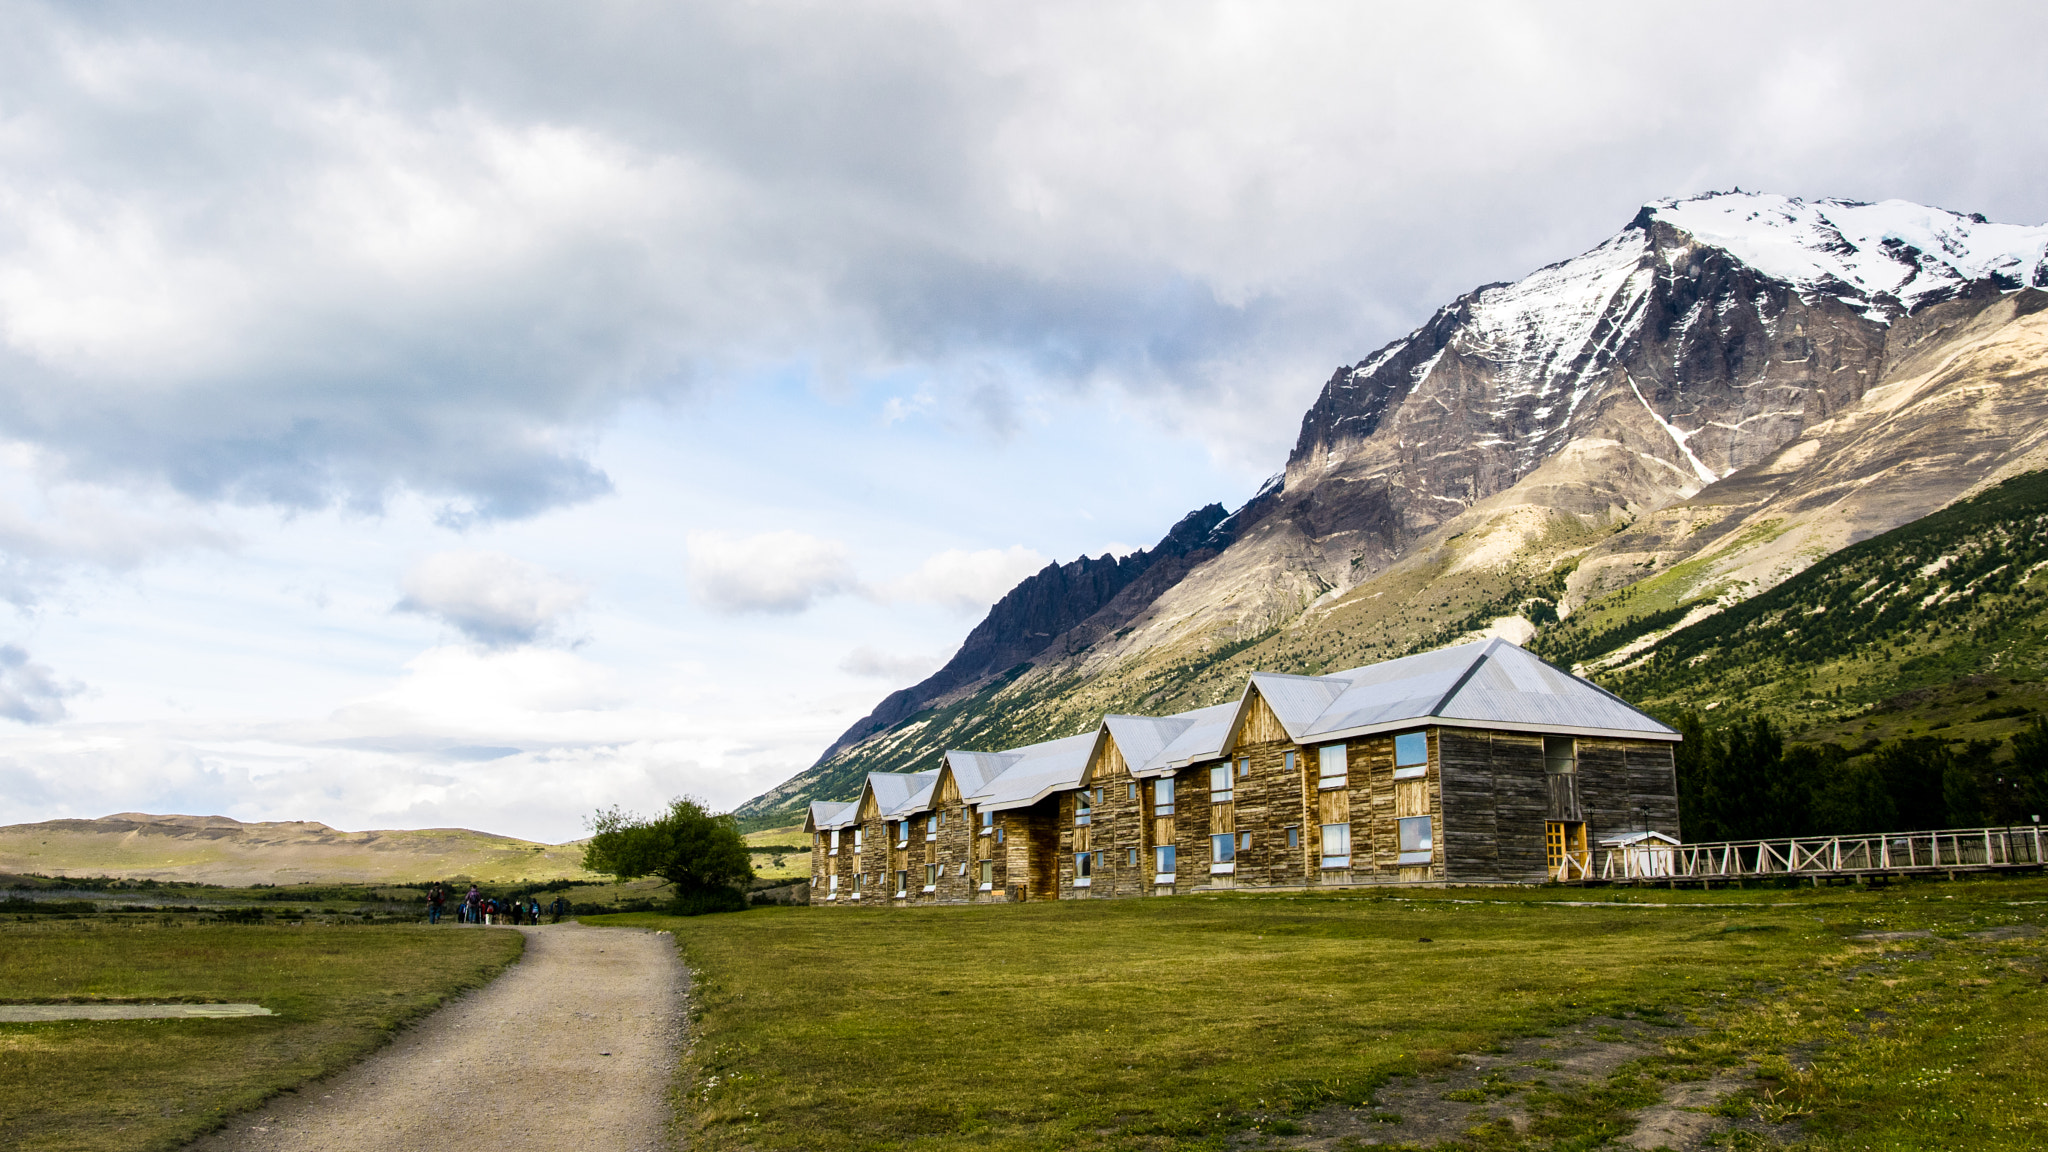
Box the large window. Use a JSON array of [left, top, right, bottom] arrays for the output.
[[1318, 744, 1348, 789], [1398, 815, 1434, 864], [1155, 844, 1177, 876], [979, 810, 992, 833], [894, 870, 907, 897], [1075, 852, 1094, 885], [1211, 832, 1235, 863], [926, 815, 938, 841], [828, 828, 840, 855], [851, 873, 863, 894], [893, 821, 907, 848], [923, 863, 938, 890], [1545, 737, 1577, 775], [1075, 791, 1093, 825], [1209, 764, 1233, 804], [978, 860, 993, 887], [852, 828, 863, 852], [1153, 778, 1176, 816], [1394, 732, 1428, 779], [828, 873, 838, 893], [1320, 822, 1351, 868]]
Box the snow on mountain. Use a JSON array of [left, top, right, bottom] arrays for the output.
[[1647, 192, 2048, 319]]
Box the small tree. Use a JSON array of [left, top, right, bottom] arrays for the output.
[[583, 798, 753, 909]]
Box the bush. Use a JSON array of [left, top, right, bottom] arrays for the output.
[[668, 888, 748, 916]]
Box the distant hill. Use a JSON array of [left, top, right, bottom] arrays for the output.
[[0, 812, 601, 886]]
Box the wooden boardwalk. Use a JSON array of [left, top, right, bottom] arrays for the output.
[[1566, 825, 2046, 886]]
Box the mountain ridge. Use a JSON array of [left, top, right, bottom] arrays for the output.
[[735, 191, 2048, 830]]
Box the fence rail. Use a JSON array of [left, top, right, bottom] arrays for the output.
[[1592, 825, 2047, 884]]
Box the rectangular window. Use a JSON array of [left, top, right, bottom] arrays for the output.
[[1286, 826, 1300, 849], [1398, 816, 1434, 865], [978, 860, 993, 887], [1237, 831, 1251, 853], [894, 822, 907, 848], [924, 863, 938, 890], [1320, 822, 1351, 868], [1284, 749, 1298, 772], [1095, 787, 1105, 806], [1236, 755, 1251, 779], [997, 826, 1005, 844], [1318, 744, 1348, 789], [1075, 791, 1092, 825], [1209, 763, 1232, 804], [1127, 847, 1138, 867], [1153, 778, 1176, 816], [852, 828, 863, 852], [852, 872, 863, 894], [828, 873, 838, 892], [1545, 736, 1577, 775], [926, 815, 938, 841], [1129, 782, 1139, 800], [828, 828, 840, 855], [1394, 731, 1429, 779], [1211, 832, 1235, 863], [979, 810, 992, 833], [895, 870, 907, 896], [1155, 844, 1177, 876], [1075, 852, 1093, 885]]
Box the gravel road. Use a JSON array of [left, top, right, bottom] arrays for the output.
[[187, 922, 686, 1152]]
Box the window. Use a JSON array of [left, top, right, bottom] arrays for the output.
[[958, 861, 968, 876], [1394, 731, 1428, 779], [1398, 816, 1434, 864], [997, 826, 1006, 844], [924, 863, 938, 890], [895, 870, 908, 896], [1284, 750, 1298, 773], [1318, 744, 1348, 789], [978, 860, 993, 887], [1153, 778, 1176, 816], [1129, 782, 1139, 800], [1320, 822, 1351, 868], [828, 828, 840, 855], [1209, 764, 1233, 804], [980, 810, 993, 832], [926, 815, 938, 841], [1155, 844, 1177, 876], [852, 872, 863, 894], [1545, 736, 1577, 775], [1286, 826, 1300, 849], [893, 821, 907, 848], [1237, 831, 1252, 853], [1236, 755, 1251, 779], [828, 873, 838, 892], [1075, 791, 1092, 825], [1075, 852, 1094, 883], [1127, 847, 1139, 867], [1095, 787, 1105, 806], [852, 828, 863, 852], [1211, 832, 1235, 863]]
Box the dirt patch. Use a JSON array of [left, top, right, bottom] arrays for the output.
[[1242, 1016, 1780, 1151]]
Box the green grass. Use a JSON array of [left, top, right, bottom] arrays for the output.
[[0, 919, 524, 1152], [597, 877, 2048, 1151]]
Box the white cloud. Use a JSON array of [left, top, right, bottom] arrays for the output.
[[685, 530, 856, 615], [875, 545, 1049, 613], [0, 645, 77, 723], [396, 551, 587, 647], [838, 645, 941, 683]]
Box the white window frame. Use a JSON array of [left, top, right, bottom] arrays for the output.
[[922, 862, 938, 892], [852, 828, 863, 853], [1318, 744, 1348, 790], [828, 828, 840, 856], [1398, 816, 1434, 865], [1153, 778, 1176, 816], [1320, 822, 1351, 869], [1209, 763, 1233, 804], [1394, 731, 1429, 779], [979, 810, 993, 835], [1075, 791, 1092, 826], [1236, 755, 1251, 780], [1154, 843, 1177, 883], [925, 815, 938, 842], [1074, 851, 1094, 887]]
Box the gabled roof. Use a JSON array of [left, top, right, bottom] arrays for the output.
[[863, 768, 941, 820], [1226, 638, 1679, 749], [1126, 702, 1239, 775], [942, 749, 1021, 798], [805, 800, 858, 833], [960, 731, 1098, 812]]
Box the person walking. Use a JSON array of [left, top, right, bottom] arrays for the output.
[[466, 885, 481, 925], [428, 883, 445, 924]]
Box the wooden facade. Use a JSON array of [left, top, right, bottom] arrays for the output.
[[808, 640, 1682, 901]]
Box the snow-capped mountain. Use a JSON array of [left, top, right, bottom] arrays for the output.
[[737, 192, 2048, 829]]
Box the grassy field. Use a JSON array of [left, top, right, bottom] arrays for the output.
[[0, 918, 524, 1152], [597, 877, 2048, 1151]]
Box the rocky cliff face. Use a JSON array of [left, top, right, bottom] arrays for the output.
[[735, 192, 2048, 829]]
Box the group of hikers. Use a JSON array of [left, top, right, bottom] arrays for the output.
[[425, 883, 572, 926]]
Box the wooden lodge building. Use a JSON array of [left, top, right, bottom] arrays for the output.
[[805, 638, 1680, 902]]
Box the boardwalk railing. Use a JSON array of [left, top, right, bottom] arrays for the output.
[[1595, 825, 2047, 883]]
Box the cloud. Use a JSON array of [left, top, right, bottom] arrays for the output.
[[686, 530, 856, 615], [838, 646, 941, 683], [876, 546, 1050, 613], [0, 645, 78, 723], [396, 551, 587, 647], [0, 1, 2040, 519]]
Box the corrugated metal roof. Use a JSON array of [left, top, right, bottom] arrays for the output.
[[960, 731, 1097, 812], [942, 749, 1020, 797], [1134, 702, 1239, 773], [1099, 714, 1194, 775], [1288, 639, 1679, 744], [864, 768, 941, 819], [807, 800, 858, 831]]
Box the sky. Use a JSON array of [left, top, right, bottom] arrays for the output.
[[1, 1, 2045, 842]]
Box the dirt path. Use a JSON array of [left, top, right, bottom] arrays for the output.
[[188, 922, 686, 1152]]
